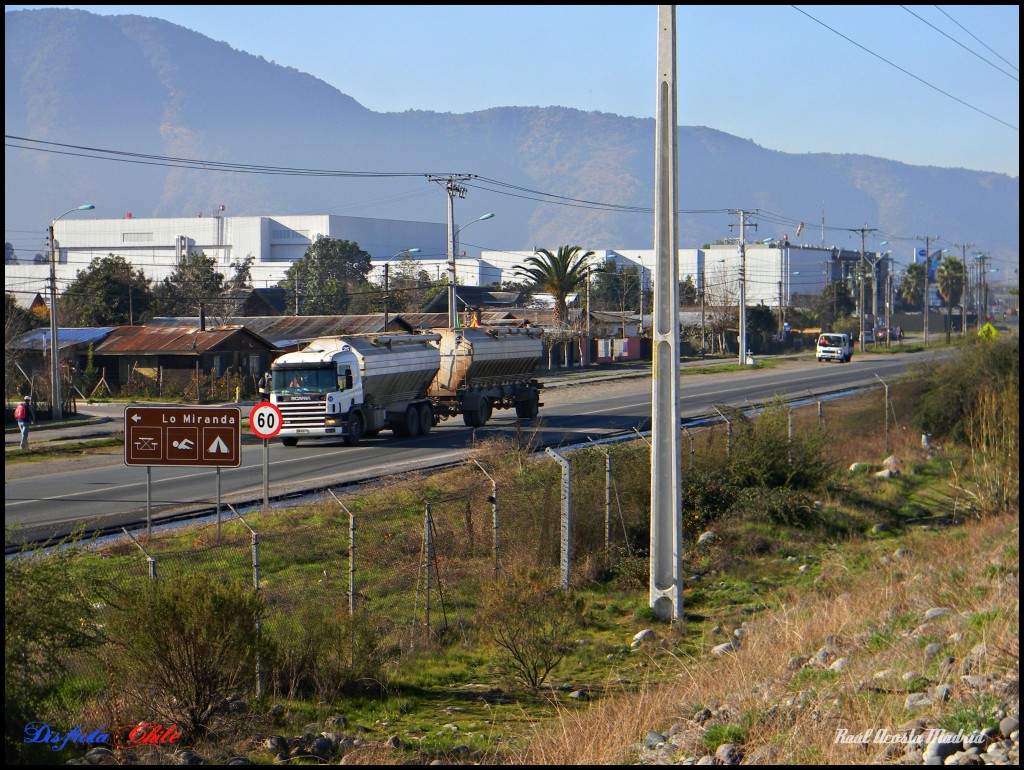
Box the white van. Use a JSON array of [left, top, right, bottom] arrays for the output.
[[816, 333, 852, 363]]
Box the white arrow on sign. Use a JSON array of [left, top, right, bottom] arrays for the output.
[[131, 413, 142, 422], [208, 436, 231, 454]]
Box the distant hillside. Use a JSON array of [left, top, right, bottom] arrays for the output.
[[5, 8, 1018, 265]]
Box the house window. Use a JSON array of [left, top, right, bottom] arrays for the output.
[[248, 354, 260, 374], [122, 232, 154, 243]]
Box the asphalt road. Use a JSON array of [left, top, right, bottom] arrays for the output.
[[4, 348, 953, 544]]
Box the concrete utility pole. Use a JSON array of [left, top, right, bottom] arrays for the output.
[[918, 235, 939, 346], [49, 204, 95, 421], [730, 210, 755, 365], [429, 175, 473, 329], [648, 4, 683, 623], [848, 226, 877, 353], [958, 243, 974, 337]]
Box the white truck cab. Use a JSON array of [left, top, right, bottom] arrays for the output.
[[816, 333, 852, 363]]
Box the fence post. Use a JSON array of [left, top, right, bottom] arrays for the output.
[[471, 460, 499, 581], [875, 374, 890, 452], [424, 502, 433, 634], [713, 406, 732, 462], [605, 451, 612, 554], [327, 490, 356, 614], [545, 448, 571, 590], [682, 427, 695, 472], [122, 527, 156, 580], [230, 506, 262, 700], [788, 408, 794, 466]]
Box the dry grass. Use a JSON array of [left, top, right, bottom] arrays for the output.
[[511, 510, 1019, 765]]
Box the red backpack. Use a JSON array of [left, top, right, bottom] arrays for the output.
[[14, 403, 27, 420]]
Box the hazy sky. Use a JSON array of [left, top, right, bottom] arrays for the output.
[[7, 4, 1019, 177]]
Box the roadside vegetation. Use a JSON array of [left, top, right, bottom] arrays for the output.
[[5, 333, 1017, 765]]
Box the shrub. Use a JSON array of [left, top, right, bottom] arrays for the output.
[[5, 536, 108, 764], [910, 335, 1019, 442], [104, 573, 264, 741], [731, 487, 818, 527], [728, 398, 833, 491], [478, 569, 578, 691], [267, 606, 391, 702]]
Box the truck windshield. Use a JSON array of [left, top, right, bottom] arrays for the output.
[[819, 335, 845, 347], [272, 367, 336, 394]]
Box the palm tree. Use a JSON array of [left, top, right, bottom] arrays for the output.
[[898, 262, 926, 311], [935, 256, 965, 344], [514, 245, 595, 325]]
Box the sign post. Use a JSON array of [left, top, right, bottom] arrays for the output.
[[124, 406, 241, 537], [249, 403, 283, 512]]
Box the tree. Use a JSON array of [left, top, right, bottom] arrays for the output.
[[679, 274, 698, 306], [4, 242, 15, 264], [898, 262, 926, 311], [935, 255, 965, 343], [514, 245, 594, 325], [746, 304, 776, 353], [368, 253, 433, 314], [60, 253, 153, 326], [279, 237, 373, 315], [151, 250, 226, 317], [590, 259, 640, 315], [811, 281, 855, 330], [5, 293, 38, 401]]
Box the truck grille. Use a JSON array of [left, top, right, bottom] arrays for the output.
[[277, 402, 327, 429]]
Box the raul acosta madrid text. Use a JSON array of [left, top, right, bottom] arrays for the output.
[[834, 727, 986, 745], [24, 722, 182, 751]]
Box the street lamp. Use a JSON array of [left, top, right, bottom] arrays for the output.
[[382, 247, 420, 331], [49, 203, 95, 421], [448, 213, 494, 328]]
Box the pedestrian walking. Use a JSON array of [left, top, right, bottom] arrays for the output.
[[15, 395, 35, 449]]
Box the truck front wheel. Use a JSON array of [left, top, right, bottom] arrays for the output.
[[280, 437, 299, 447], [343, 412, 364, 446]]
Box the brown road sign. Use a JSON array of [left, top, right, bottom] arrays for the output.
[[124, 406, 241, 467]]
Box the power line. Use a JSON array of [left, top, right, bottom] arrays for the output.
[[901, 6, 1017, 81], [934, 5, 1019, 73], [791, 6, 1018, 131]]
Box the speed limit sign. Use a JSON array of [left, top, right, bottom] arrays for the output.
[[249, 402, 283, 440]]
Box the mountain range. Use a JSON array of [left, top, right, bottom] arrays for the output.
[[5, 7, 1019, 267]]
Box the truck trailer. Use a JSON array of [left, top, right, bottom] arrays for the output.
[[270, 327, 543, 445]]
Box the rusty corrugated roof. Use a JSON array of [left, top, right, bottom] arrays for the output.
[[94, 325, 274, 354]]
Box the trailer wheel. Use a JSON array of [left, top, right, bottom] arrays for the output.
[[515, 391, 540, 419], [417, 403, 433, 435], [343, 412, 364, 446], [280, 437, 299, 447], [463, 398, 491, 428], [403, 405, 421, 437]]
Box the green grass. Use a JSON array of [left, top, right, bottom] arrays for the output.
[[5, 437, 123, 463]]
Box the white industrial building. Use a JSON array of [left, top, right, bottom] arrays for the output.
[[5, 211, 887, 315], [5, 213, 449, 304]]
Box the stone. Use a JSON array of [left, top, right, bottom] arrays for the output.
[[644, 732, 666, 750], [926, 642, 945, 659], [264, 737, 288, 753], [905, 693, 934, 709], [999, 715, 1019, 738], [715, 743, 741, 764], [894, 548, 912, 559], [829, 658, 848, 672], [923, 732, 962, 764], [633, 629, 656, 644], [871, 522, 891, 534], [925, 607, 954, 621], [875, 468, 898, 479], [712, 641, 740, 655], [934, 684, 953, 702]]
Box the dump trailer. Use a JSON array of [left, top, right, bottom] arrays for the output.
[[429, 326, 544, 427], [270, 334, 441, 446]]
